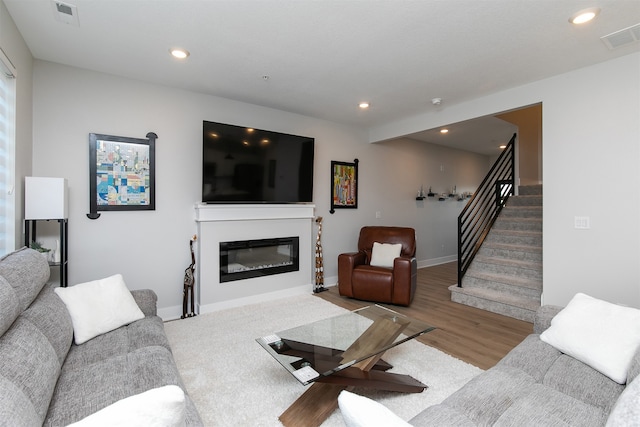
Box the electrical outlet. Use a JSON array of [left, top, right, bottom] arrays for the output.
[[375, 211, 381, 219]]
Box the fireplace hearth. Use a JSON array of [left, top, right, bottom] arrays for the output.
[[220, 237, 299, 283]]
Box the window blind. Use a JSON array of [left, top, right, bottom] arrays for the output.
[[0, 48, 16, 257]]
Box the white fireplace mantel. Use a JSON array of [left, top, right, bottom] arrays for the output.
[[195, 203, 315, 222], [194, 203, 316, 313]]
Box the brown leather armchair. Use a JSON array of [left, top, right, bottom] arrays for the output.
[[338, 226, 417, 306]]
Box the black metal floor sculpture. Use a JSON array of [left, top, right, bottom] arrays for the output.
[[182, 235, 197, 318]]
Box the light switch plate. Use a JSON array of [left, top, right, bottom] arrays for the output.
[[574, 216, 590, 229]]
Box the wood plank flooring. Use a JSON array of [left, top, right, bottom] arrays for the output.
[[314, 262, 533, 370]]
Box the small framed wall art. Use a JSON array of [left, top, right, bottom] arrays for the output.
[[330, 159, 358, 214], [87, 132, 157, 219]]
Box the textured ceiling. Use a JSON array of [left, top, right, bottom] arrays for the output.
[[3, 0, 640, 153]]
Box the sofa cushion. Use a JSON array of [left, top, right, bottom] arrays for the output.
[[0, 254, 74, 426], [67, 385, 186, 427], [606, 374, 640, 427], [54, 274, 144, 344], [45, 345, 186, 425], [497, 334, 562, 382], [21, 285, 74, 365], [540, 293, 640, 384], [0, 247, 50, 311], [63, 315, 171, 368], [499, 333, 623, 413], [0, 275, 20, 336], [493, 383, 609, 426], [0, 377, 43, 426], [409, 402, 476, 426], [542, 353, 624, 414], [0, 315, 62, 424], [435, 365, 537, 425]]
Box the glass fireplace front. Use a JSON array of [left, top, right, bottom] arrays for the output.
[[220, 237, 299, 283]]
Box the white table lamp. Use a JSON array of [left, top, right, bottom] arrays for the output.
[[25, 177, 69, 220]]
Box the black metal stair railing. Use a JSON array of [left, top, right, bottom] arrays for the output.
[[457, 133, 516, 286]]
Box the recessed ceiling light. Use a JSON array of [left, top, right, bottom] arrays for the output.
[[499, 144, 507, 149], [170, 48, 190, 59], [440, 129, 449, 134], [569, 8, 600, 25], [359, 102, 370, 109]]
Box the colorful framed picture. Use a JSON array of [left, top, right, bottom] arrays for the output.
[[330, 159, 358, 214], [87, 132, 156, 219]]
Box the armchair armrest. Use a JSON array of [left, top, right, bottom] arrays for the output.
[[340, 251, 367, 266], [393, 255, 416, 272], [338, 251, 367, 297], [392, 256, 417, 306]]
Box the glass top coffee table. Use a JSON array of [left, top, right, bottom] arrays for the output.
[[257, 304, 435, 427]]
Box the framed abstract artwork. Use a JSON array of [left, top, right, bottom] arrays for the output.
[[87, 132, 157, 219], [330, 159, 358, 214]]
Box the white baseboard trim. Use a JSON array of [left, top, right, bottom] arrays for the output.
[[158, 305, 192, 322], [417, 255, 457, 269]]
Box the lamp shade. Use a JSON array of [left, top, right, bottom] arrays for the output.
[[25, 177, 68, 219]]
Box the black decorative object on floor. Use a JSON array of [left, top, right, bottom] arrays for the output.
[[182, 235, 197, 318]]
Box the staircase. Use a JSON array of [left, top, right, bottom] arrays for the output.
[[450, 185, 542, 322]]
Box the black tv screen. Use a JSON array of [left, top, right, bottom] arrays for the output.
[[202, 121, 314, 203]]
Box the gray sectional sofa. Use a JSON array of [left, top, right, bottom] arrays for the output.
[[409, 305, 640, 426], [0, 247, 203, 426]]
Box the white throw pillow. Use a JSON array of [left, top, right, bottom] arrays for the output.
[[540, 293, 640, 384], [338, 390, 411, 427], [369, 242, 402, 268], [67, 385, 186, 427], [54, 274, 144, 344]]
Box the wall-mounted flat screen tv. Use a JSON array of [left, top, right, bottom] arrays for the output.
[[202, 121, 314, 203]]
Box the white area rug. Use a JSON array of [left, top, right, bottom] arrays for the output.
[[164, 294, 483, 426]]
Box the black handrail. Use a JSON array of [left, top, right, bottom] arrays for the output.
[[457, 133, 516, 286]]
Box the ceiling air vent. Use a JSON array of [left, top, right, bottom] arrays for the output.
[[51, 0, 79, 27], [601, 23, 640, 50]]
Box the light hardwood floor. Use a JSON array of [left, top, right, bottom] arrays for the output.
[[314, 262, 533, 370]]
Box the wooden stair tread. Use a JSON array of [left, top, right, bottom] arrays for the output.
[[481, 241, 542, 253], [463, 271, 542, 290], [450, 285, 540, 311], [473, 255, 542, 270]]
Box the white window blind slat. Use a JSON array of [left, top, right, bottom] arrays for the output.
[[0, 48, 16, 257]]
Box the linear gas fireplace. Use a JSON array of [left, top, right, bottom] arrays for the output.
[[220, 237, 299, 283]]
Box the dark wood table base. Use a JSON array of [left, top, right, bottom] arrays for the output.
[[278, 313, 428, 427]]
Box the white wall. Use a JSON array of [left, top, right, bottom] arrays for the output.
[[31, 60, 488, 317], [371, 52, 640, 308]]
